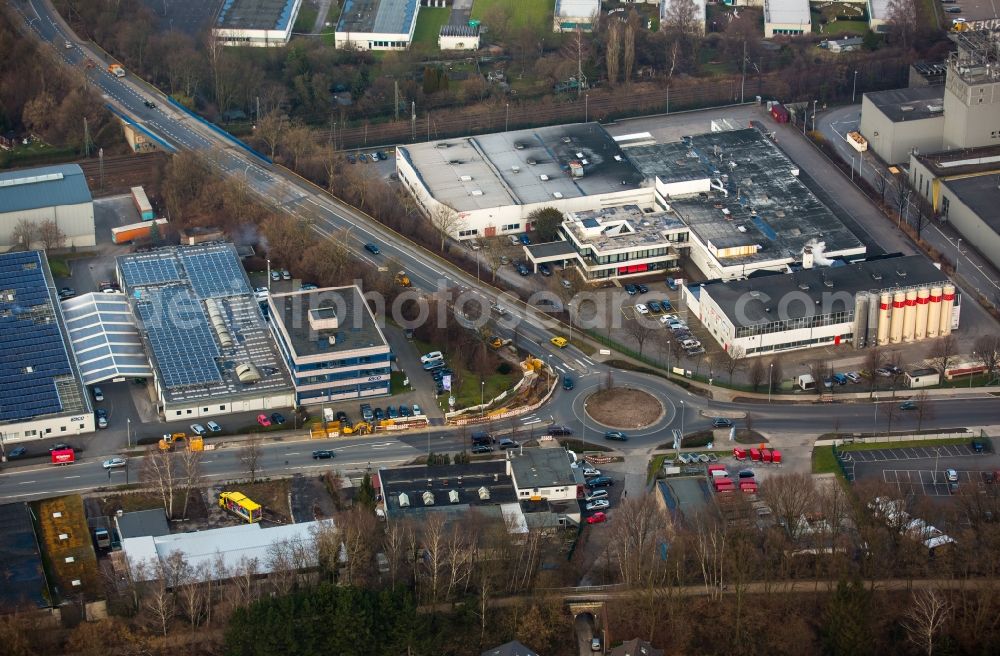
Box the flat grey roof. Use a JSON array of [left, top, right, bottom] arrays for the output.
[[563, 204, 686, 254], [0, 503, 47, 609], [864, 87, 945, 122], [554, 0, 600, 17], [701, 255, 949, 327], [942, 174, 1000, 234], [337, 0, 418, 35], [117, 243, 292, 405], [507, 448, 577, 489], [269, 286, 388, 359], [399, 122, 643, 212], [216, 0, 298, 30], [626, 141, 715, 185], [764, 0, 810, 25], [525, 240, 577, 259], [440, 24, 478, 37], [115, 509, 170, 539], [380, 461, 517, 515], [915, 144, 1000, 177], [0, 164, 91, 214], [666, 128, 863, 266], [657, 477, 711, 522]]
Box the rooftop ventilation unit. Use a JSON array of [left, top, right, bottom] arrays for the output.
[[511, 165, 520, 173], [235, 362, 261, 384], [553, 192, 564, 199], [459, 175, 472, 181], [872, 271, 883, 280], [471, 189, 483, 196], [539, 174, 550, 181], [478, 486, 491, 500], [448, 489, 460, 503], [398, 492, 410, 507], [422, 491, 435, 506]]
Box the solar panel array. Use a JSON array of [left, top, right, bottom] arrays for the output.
[[136, 287, 222, 388], [181, 249, 251, 299], [0, 252, 73, 421], [119, 257, 181, 288]]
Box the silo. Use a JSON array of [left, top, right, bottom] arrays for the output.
[[889, 291, 905, 344], [940, 284, 955, 336], [927, 286, 942, 338], [853, 292, 870, 349], [877, 292, 890, 345], [914, 288, 929, 340], [902, 290, 917, 342]]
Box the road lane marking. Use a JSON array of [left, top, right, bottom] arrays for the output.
[[64, 475, 81, 479], [18, 481, 37, 485]]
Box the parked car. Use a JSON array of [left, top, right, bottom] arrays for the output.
[[207, 421, 222, 432], [582, 467, 601, 478], [833, 373, 848, 385], [92, 386, 104, 402], [412, 404, 423, 416], [563, 375, 575, 390], [624, 283, 638, 295], [519, 233, 531, 245], [471, 444, 494, 454], [498, 438, 519, 450], [190, 424, 206, 436], [548, 424, 573, 436], [591, 637, 603, 652], [585, 489, 608, 501], [373, 408, 384, 421], [875, 367, 893, 377], [312, 450, 335, 459], [49, 443, 73, 452], [586, 499, 611, 511], [347, 153, 356, 164], [945, 5, 962, 11], [538, 263, 552, 276], [364, 242, 381, 255], [58, 287, 76, 300], [359, 153, 369, 162], [7, 447, 27, 459], [256, 414, 272, 427], [270, 270, 281, 281], [586, 476, 615, 488], [387, 406, 399, 419], [586, 512, 607, 525], [508, 235, 521, 245], [634, 303, 649, 315], [102, 457, 127, 469], [845, 371, 862, 384], [271, 412, 286, 425], [399, 405, 411, 418], [637, 284, 649, 294], [648, 300, 662, 313], [516, 263, 531, 276], [421, 351, 444, 364], [604, 431, 628, 441], [712, 417, 733, 428]]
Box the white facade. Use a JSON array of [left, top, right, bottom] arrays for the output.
[[438, 25, 479, 50], [161, 390, 296, 420], [506, 449, 581, 502], [335, 0, 420, 50], [0, 164, 95, 251], [763, 0, 811, 37], [553, 0, 600, 31], [1, 412, 96, 446], [212, 0, 303, 47], [0, 202, 95, 251]]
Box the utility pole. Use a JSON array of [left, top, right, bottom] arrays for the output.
[[99, 148, 104, 191], [83, 117, 90, 157], [852, 70, 859, 104], [740, 40, 746, 104], [394, 80, 399, 121], [411, 101, 416, 141]]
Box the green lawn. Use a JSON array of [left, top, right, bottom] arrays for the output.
[[817, 19, 870, 37], [410, 338, 521, 409], [812, 445, 840, 474], [413, 7, 450, 48], [839, 437, 972, 451], [471, 0, 553, 32], [294, 3, 318, 32]]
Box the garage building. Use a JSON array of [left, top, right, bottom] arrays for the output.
[[0, 164, 95, 252]]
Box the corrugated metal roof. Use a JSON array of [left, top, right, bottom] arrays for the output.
[[0, 164, 92, 214]]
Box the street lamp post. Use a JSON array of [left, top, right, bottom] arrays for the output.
[[873, 393, 879, 436], [127, 417, 132, 449], [480, 380, 485, 418], [812, 100, 817, 133], [852, 70, 858, 104], [583, 402, 588, 449], [266, 258, 272, 292], [567, 300, 574, 345], [768, 363, 773, 403], [680, 400, 685, 438], [970, 352, 977, 388], [505, 103, 509, 132]]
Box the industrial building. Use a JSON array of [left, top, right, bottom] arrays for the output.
[[908, 144, 1000, 271], [0, 250, 94, 445], [438, 24, 479, 50], [122, 520, 323, 581], [683, 255, 958, 357], [396, 122, 646, 241], [552, 0, 600, 32], [860, 31, 1000, 164], [266, 285, 392, 405], [859, 87, 945, 165], [212, 0, 303, 47], [335, 0, 420, 49], [61, 292, 154, 386], [116, 243, 294, 420], [402, 122, 866, 282], [763, 0, 811, 37], [506, 448, 582, 502], [0, 164, 95, 251]]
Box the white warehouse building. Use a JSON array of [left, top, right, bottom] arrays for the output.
[[335, 0, 420, 49], [0, 164, 95, 252], [683, 255, 958, 357], [212, 0, 303, 47]]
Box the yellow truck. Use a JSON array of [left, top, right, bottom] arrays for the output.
[[219, 491, 262, 523], [394, 271, 412, 287], [107, 63, 125, 78], [489, 335, 512, 350], [158, 433, 204, 452]]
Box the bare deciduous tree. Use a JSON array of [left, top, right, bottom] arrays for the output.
[[623, 10, 638, 83], [625, 316, 656, 356], [11, 219, 37, 250], [429, 206, 464, 252], [481, 234, 506, 282], [928, 335, 959, 378], [865, 346, 886, 398], [142, 446, 181, 519], [885, 0, 917, 50], [973, 334, 1000, 379], [761, 473, 817, 540], [37, 220, 66, 251], [902, 588, 952, 656], [748, 358, 765, 392], [605, 21, 622, 87], [725, 345, 746, 384], [239, 434, 263, 483], [141, 562, 175, 637], [254, 111, 286, 160], [914, 391, 934, 430]]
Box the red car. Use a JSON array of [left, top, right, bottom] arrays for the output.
[[256, 413, 272, 427], [587, 512, 607, 525]]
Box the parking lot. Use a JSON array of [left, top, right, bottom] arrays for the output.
[[847, 441, 1000, 497]]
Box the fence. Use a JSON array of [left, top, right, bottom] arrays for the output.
[[165, 96, 272, 164], [448, 371, 559, 426], [816, 430, 975, 447]]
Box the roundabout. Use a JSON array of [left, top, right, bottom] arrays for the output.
[[583, 387, 662, 429]]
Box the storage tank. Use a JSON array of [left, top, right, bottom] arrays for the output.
[[902, 290, 917, 342], [853, 292, 870, 349], [915, 288, 929, 340], [889, 291, 905, 344], [877, 293, 890, 345], [940, 284, 955, 335], [927, 286, 942, 338]]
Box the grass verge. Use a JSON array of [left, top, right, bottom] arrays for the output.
[[812, 445, 840, 474], [471, 0, 553, 31], [648, 454, 668, 483], [839, 437, 973, 452], [412, 7, 449, 48]]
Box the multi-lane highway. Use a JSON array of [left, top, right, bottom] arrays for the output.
[[4, 0, 1000, 503]]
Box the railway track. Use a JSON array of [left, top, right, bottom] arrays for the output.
[[76, 151, 167, 198]]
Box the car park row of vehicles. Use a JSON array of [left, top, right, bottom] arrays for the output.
[[421, 350, 454, 396], [346, 151, 390, 164]]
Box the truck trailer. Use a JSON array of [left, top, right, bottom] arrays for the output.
[[112, 218, 168, 244], [131, 186, 155, 219]]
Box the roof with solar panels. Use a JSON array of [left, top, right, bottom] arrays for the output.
[[116, 243, 292, 405], [0, 250, 90, 425]]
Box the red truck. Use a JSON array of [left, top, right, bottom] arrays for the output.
[[51, 449, 75, 465]]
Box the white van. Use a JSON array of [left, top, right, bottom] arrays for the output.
[[797, 374, 816, 391]]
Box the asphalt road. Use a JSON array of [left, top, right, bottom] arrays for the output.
[[6, 0, 1000, 505]]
